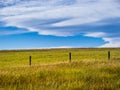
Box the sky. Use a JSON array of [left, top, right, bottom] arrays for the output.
[[0, 0, 120, 50]]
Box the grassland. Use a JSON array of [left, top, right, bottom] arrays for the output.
[[0, 48, 120, 90]]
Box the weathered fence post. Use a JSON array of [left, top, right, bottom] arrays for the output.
[[29, 56, 32, 66], [69, 52, 71, 62], [108, 51, 110, 60]]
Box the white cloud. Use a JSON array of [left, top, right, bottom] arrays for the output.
[[0, 0, 120, 47], [0, 30, 27, 35], [45, 46, 73, 49], [84, 32, 106, 38], [100, 38, 120, 47], [0, 0, 20, 6]]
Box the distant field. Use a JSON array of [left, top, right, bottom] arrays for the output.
[[0, 48, 120, 90], [0, 48, 120, 68]]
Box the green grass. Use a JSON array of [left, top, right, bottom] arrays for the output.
[[0, 48, 120, 90]]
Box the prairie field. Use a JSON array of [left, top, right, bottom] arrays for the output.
[[0, 48, 120, 90]]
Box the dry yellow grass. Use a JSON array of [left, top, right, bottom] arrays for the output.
[[0, 48, 120, 90]]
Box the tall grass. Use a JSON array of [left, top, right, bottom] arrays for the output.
[[0, 48, 120, 90]]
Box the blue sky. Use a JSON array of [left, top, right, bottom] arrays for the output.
[[0, 0, 120, 50]]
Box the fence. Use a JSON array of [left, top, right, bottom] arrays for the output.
[[28, 51, 112, 66]]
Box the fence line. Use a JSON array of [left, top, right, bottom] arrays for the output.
[[29, 56, 32, 66], [28, 51, 114, 66], [69, 52, 71, 62], [108, 51, 110, 60]]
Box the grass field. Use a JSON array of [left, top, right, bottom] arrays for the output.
[[0, 48, 120, 90]]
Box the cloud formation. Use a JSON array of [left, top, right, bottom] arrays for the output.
[[0, 0, 120, 47]]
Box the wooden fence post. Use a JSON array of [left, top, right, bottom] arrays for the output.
[[29, 56, 32, 66], [108, 51, 110, 60], [69, 52, 71, 62]]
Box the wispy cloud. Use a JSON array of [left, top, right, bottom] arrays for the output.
[[0, 0, 120, 47], [84, 32, 106, 38], [100, 38, 120, 47], [0, 25, 28, 35]]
